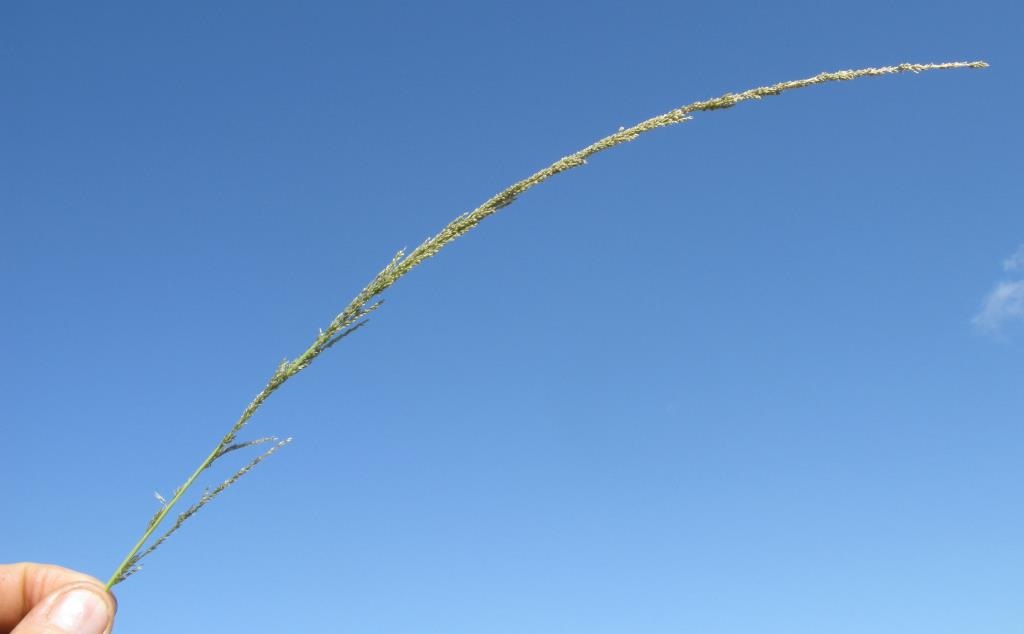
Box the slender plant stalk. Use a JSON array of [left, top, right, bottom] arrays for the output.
[[105, 60, 987, 589]]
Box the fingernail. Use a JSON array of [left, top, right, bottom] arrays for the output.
[[47, 587, 111, 634]]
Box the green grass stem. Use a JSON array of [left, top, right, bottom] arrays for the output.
[[105, 60, 987, 589]]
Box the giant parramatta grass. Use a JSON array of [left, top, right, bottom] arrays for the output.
[[105, 61, 988, 589]]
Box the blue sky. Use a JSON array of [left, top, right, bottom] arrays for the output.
[[2, 2, 1021, 633]]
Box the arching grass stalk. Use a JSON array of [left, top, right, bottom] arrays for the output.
[[105, 60, 987, 589]]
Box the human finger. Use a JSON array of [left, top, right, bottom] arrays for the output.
[[0, 563, 114, 634]]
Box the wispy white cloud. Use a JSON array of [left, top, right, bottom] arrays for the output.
[[974, 245, 1024, 338], [1003, 244, 1024, 272], [973, 280, 1024, 335]]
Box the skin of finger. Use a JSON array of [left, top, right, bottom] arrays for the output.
[[9, 581, 115, 634], [0, 564, 116, 632]]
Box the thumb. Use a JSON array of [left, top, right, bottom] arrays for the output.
[[10, 582, 115, 634]]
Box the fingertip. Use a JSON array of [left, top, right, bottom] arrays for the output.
[[11, 581, 116, 634], [44, 584, 115, 634]]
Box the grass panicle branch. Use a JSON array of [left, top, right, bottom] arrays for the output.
[[109, 437, 292, 584], [116, 437, 292, 582], [105, 60, 987, 589]]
